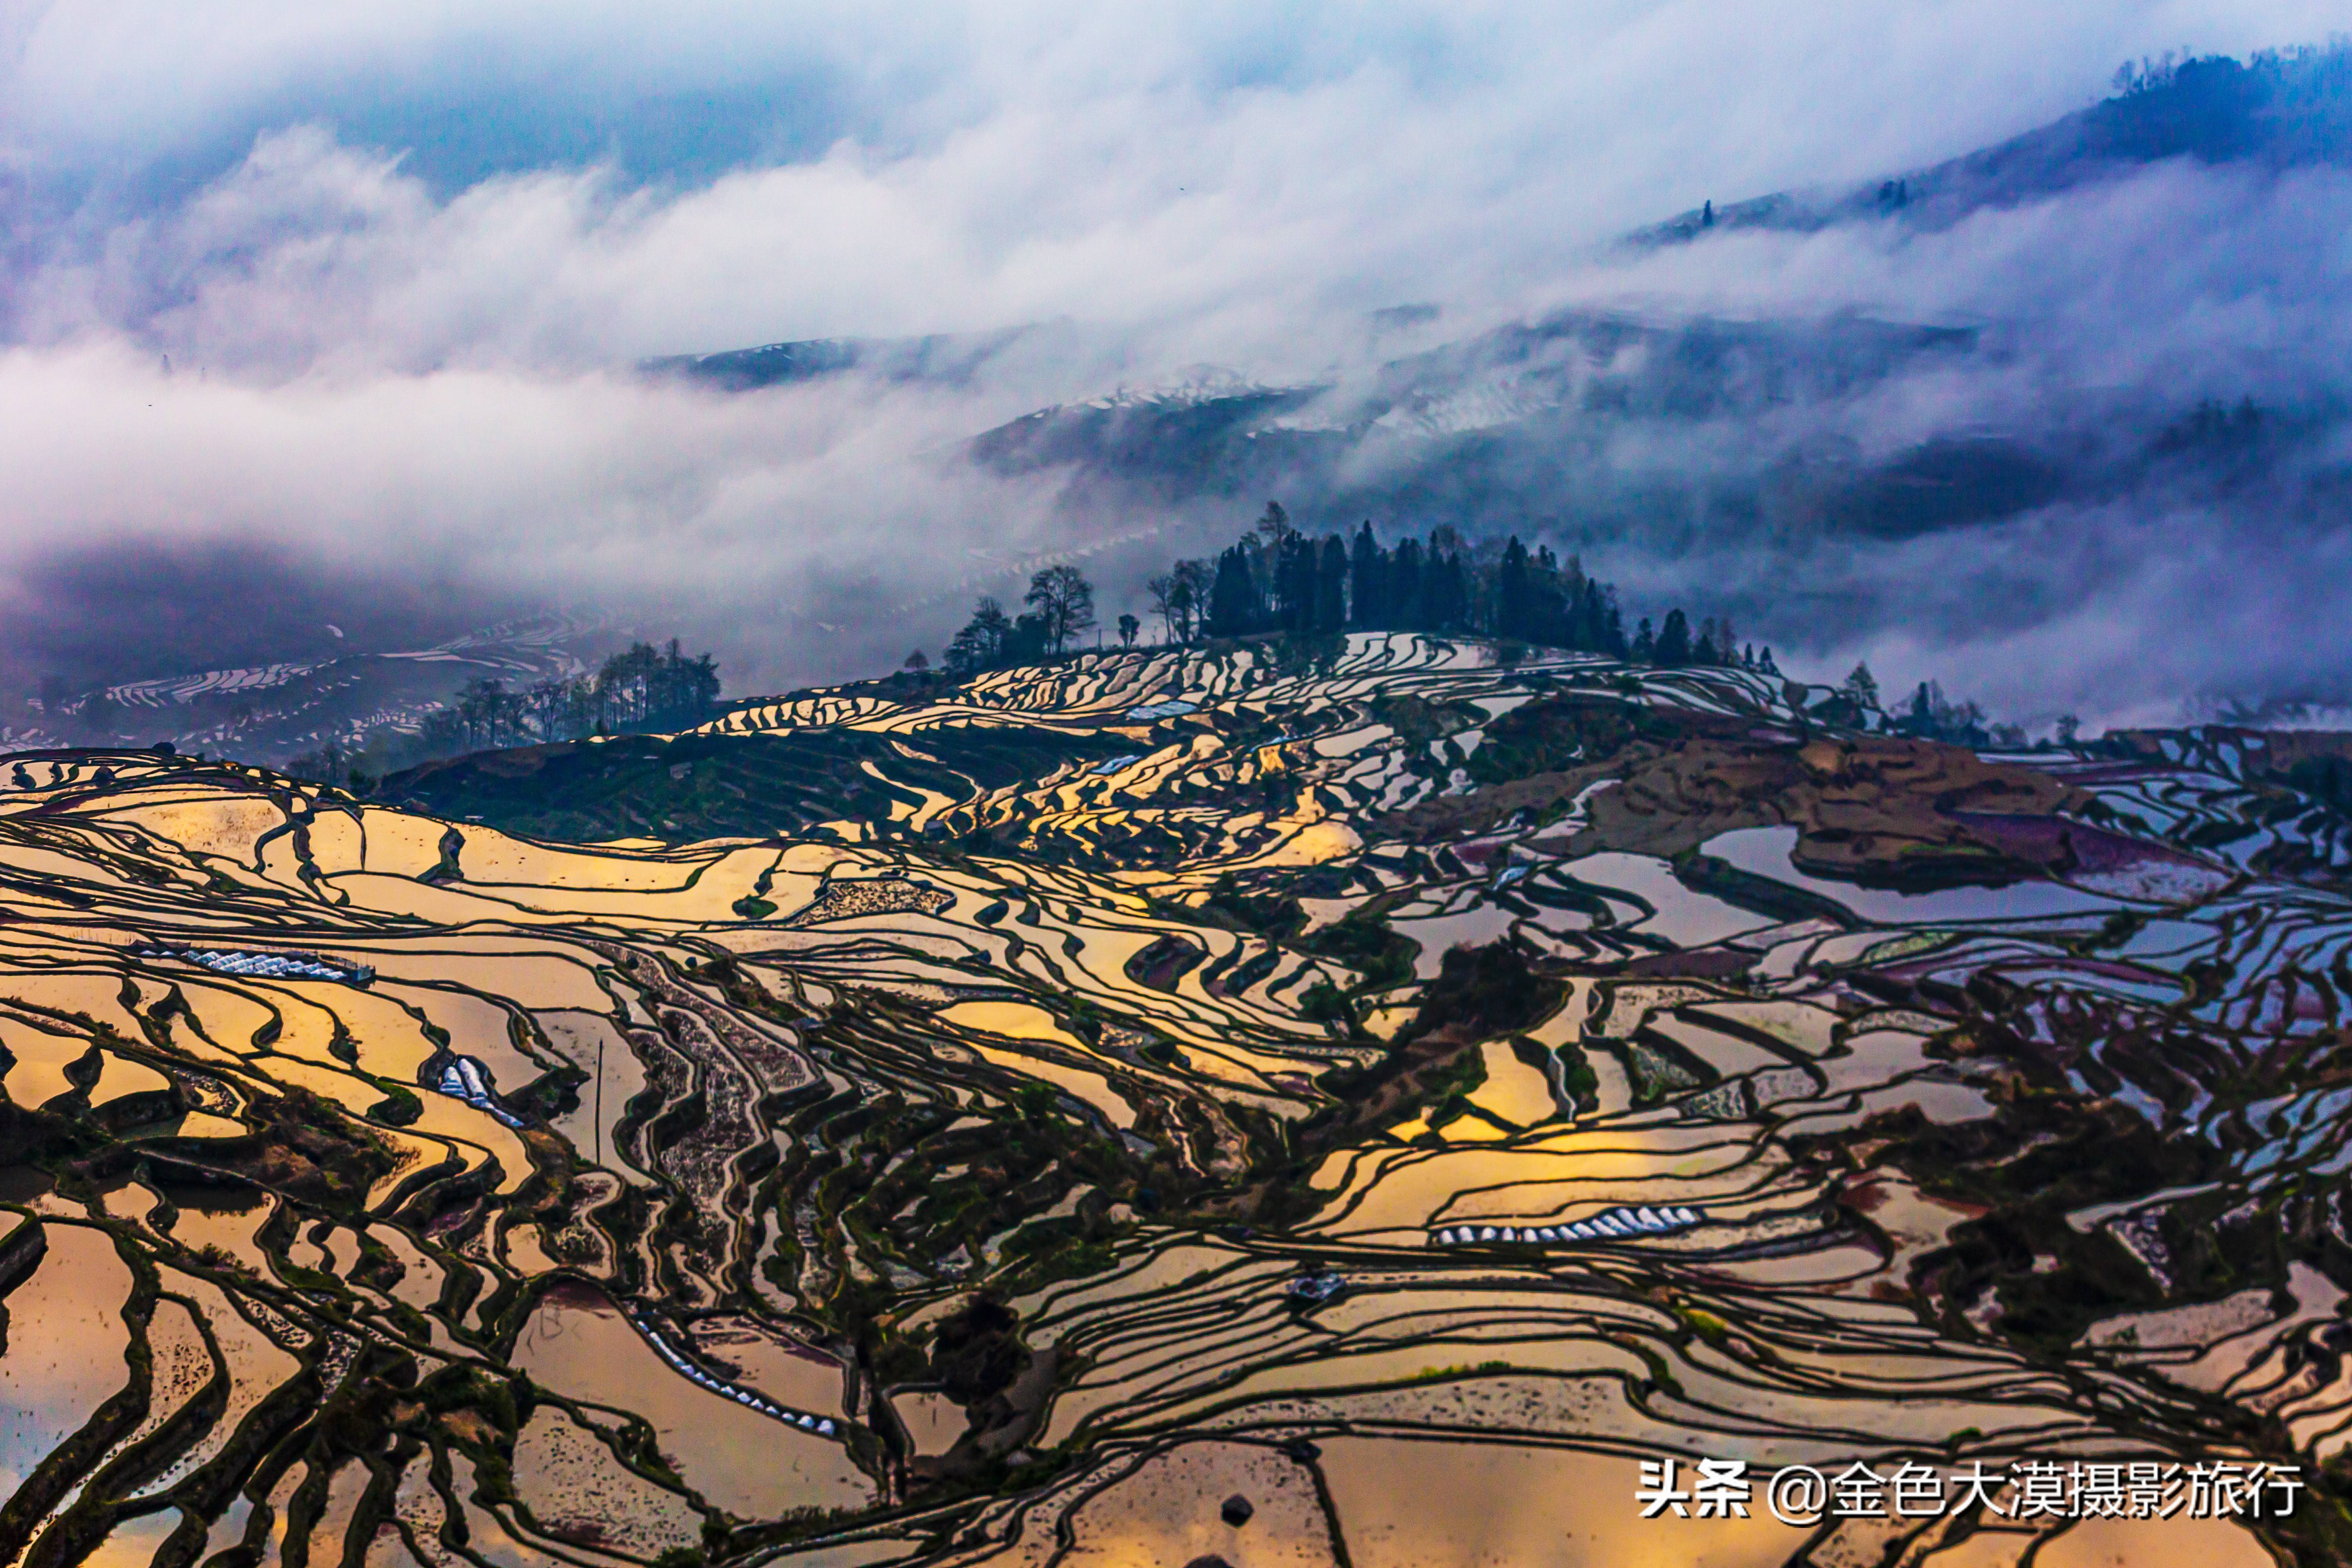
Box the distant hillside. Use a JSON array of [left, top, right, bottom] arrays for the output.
[[626, 41, 2352, 712], [958, 312, 2030, 541], [9, 614, 623, 766], [376, 707, 1134, 844], [649, 48, 2352, 551], [641, 324, 1049, 392], [1637, 43, 2352, 245]]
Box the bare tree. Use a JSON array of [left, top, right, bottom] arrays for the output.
[[1171, 559, 1212, 641], [1025, 566, 1095, 656], [1147, 574, 1181, 643]]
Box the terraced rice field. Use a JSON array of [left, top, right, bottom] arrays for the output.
[[0, 634, 2348, 1563]]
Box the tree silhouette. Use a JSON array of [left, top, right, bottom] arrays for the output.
[[1655, 609, 1692, 667], [1349, 521, 1385, 628], [1024, 566, 1095, 656], [1496, 537, 1535, 639], [1390, 539, 1424, 629], [1205, 546, 1263, 638], [1172, 560, 1211, 641], [1146, 574, 1183, 643], [1273, 532, 1316, 634], [1314, 535, 1348, 631], [945, 597, 1013, 673]]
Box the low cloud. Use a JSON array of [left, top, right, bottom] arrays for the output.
[[2, 4, 2349, 726], [1528, 159, 2352, 723], [0, 337, 1087, 693]]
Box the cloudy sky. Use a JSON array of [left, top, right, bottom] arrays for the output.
[[1, 2, 2344, 719]]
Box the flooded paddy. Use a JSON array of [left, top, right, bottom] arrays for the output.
[[136, 1267, 304, 1494], [536, 1009, 644, 1167], [509, 1404, 703, 1558], [1318, 1439, 1811, 1567], [1058, 1440, 1336, 1566], [511, 1283, 872, 1517], [889, 1390, 966, 1457], [79, 1506, 187, 1568], [1704, 827, 2126, 924], [685, 1314, 848, 1414], [969, 1042, 1136, 1129], [378, 981, 550, 1096], [154, 1180, 276, 1275], [0, 1017, 91, 1109], [1, 636, 2347, 1564], [0, 1223, 131, 1494]]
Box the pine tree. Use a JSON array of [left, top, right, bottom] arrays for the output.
[[1390, 539, 1425, 629], [1496, 537, 1533, 639], [1315, 535, 1348, 631], [1527, 546, 1573, 646], [1655, 609, 1692, 667], [1430, 549, 1468, 631], [1006, 611, 1049, 664], [1349, 521, 1386, 628], [1573, 579, 1609, 653], [1632, 617, 1655, 662], [1279, 533, 1317, 630], [1205, 546, 1262, 638], [1699, 616, 1740, 666]]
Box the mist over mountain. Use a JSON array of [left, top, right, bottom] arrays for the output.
[[632, 45, 2352, 729], [4, 12, 2350, 743]]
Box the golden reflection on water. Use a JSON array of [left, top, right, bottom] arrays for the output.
[[0, 1223, 131, 1492], [1318, 1440, 1808, 1568], [510, 1282, 872, 1516], [0, 640, 2336, 1567]]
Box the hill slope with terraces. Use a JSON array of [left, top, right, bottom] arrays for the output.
[[0, 634, 2348, 1563]]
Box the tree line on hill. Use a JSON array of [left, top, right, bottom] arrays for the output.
[[927, 503, 2047, 745], [933, 565, 1098, 675], [934, 503, 1780, 677], [1827, 662, 2035, 748], [291, 639, 721, 789]]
